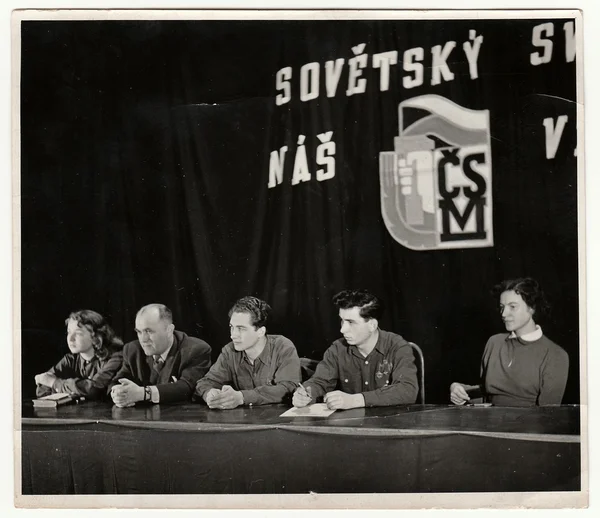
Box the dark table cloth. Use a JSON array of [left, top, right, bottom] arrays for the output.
[[21, 402, 581, 494]]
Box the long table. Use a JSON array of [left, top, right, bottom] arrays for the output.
[[20, 402, 581, 494]]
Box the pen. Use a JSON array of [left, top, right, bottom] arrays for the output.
[[298, 382, 311, 397]]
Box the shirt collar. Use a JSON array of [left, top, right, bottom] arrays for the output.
[[158, 341, 174, 362], [243, 335, 271, 365], [373, 330, 389, 355], [508, 325, 543, 342], [348, 330, 387, 358]]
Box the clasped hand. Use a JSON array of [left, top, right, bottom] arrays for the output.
[[111, 378, 144, 408], [323, 390, 363, 410], [205, 385, 244, 410]]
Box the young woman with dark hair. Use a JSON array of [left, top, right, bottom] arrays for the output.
[[450, 278, 569, 407], [34, 309, 123, 400]]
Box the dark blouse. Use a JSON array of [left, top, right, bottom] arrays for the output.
[[36, 348, 123, 400]]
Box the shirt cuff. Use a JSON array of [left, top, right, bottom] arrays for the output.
[[240, 390, 256, 406], [361, 391, 376, 407], [304, 383, 322, 401], [150, 385, 160, 403]]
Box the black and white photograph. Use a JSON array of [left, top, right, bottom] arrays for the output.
[[9, 4, 590, 510]]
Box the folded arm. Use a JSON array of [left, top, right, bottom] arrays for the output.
[[52, 352, 123, 400], [194, 352, 232, 401]]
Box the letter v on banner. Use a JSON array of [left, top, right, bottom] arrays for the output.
[[379, 94, 494, 251]]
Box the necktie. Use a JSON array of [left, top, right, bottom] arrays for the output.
[[153, 355, 165, 372], [150, 356, 165, 384]]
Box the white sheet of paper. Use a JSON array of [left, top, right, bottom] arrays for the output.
[[280, 403, 336, 417]]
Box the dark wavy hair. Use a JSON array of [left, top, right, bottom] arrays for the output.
[[228, 296, 271, 330], [65, 309, 123, 360], [492, 277, 550, 317], [332, 289, 384, 321]]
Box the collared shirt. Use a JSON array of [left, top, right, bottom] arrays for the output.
[[508, 325, 543, 341], [149, 341, 175, 403], [304, 330, 419, 406], [195, 335, 301, 406], [157, 342, 174, 362]]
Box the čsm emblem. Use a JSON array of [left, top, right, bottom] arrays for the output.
[[379, 95, 493, 250]]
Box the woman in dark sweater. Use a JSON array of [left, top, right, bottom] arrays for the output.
[[450, 278, 569, 407], [35, 309, 124, 400]]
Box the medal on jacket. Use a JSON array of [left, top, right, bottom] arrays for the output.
[[376, 359, 392, 378]]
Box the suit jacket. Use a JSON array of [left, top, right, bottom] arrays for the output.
[[109, 330, 212, 404]]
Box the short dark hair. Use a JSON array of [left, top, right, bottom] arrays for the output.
[[332, 289, 384, 321], [65, 309, 123, 360], [137, 303, 173, 325], [492, 277, 550, 317], [228, 296, 271, 329]]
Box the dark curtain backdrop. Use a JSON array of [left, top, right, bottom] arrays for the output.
[[20, 19, 579, 403]]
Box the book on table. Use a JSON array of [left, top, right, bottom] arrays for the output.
[[32, 393, 77, 408]]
